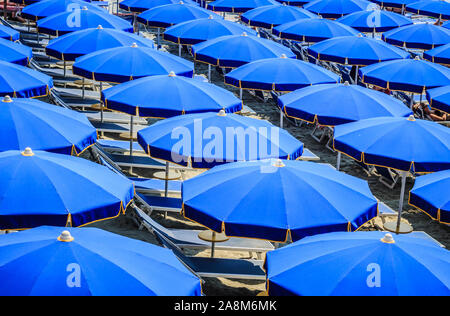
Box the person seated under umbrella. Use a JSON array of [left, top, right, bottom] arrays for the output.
[[413, 101, 448, 122]]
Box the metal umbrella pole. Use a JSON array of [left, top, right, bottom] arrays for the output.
[[208, 64, 211, 82], [336, 152, 342, 171]]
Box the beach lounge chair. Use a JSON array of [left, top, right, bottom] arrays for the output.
[[131, 177, 182, 195], [135, 193, 183, 215], [134, 206, 274, 258]]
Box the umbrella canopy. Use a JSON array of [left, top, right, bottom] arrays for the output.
[[359, 58, 450, 94], [426, 85, 450, 114], [72, 44, 193, 83], [240, 3, 317, 29], [37, 6, 134, 36], [191, 33, 296, 68], [0, 226, 202, 296], [224, 55, 340, 92], [382, 23, 450, 50], [0, 38, 33, 66], [137, 2, 220, 28], [272, 18, 360, 43], [333, 115, 450, 172], [164, 16, 257, 45], [207, 0, 279, 13], [0, 96, 97, 155], [308, 35, 410, 66], [406, 0, 450, 21], [336, 9, 412, 33], [182, 160, 378, 242], [21, 0, 102, 21], [0, 61, 53, 98], [0, 149, 134, 230], [371, 0, 417, 9], [0, 24, 20, 41], [279, 82, 413, 126], [120, 0, 197, 12], [303, 0, 375, 19], [424, 43, 450, 66], [265, 231, 450, 296], [409, 170, 450, 225], [275, 0, 311, 5], [45, 26, 154, 61], [137, 111, 304, 168], [101, 72, 243, 117]]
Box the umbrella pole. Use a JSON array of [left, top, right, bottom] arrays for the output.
[[336, 152, 341, 171], [409, 93, 414, 109], [64, 61, 66, 77], [178, 44, 181, 57], [82, 78, 85, 99], [37, 32, 40, 46], [157, 28, 160, 49], [208, 64, 211, 82], [280, 109, 283, 128], [354, 66, 358, 84], [129, 115, 134, 157], [164, 161, 170, 219], [239, 88, 242, 100]]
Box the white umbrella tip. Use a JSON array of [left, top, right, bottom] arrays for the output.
[[131, 43, 138, 48], [208, 15, 214, 19], [97, 25, 103, 29], [168, 71, 176, 77], [2, 95, 12, 103], [242, 32, 248, 37], [381, 233, 395, 244], [218, 109, 227, 116], [280, 54, 287, 59], [21, 147, 34, 157], [58, 231, 74, 242], [408, 115, 416, 121], [344, 81, 350, 86]]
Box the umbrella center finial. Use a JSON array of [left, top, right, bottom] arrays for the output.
[[208, 15, 214, 19], [2, 95, 12, 103], [21, 147, 34, 157], [272, 159, 285, 168], [414, 56, 420, 61], [344, 81, 350, 86], [97, 25, 103, 30], [407, 115, 416, 122], [242, 32, 248, 37], [168, 71, 176, 77], [381, 233, 395, 244], [131, 43, 138, 48], [218, 109, 227, 116], [58, 231, 74, 242], [82, 6, 88, 10], [280, 54, 287, 59]]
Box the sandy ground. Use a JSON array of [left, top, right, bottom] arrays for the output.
[[83, 27, 449, 296]]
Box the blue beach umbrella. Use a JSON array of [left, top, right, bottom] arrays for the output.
[[241, 3, 317, 29], [424, 43, 450, 66], [72, 43, 193, 83], [37, 6, 134, 36], [334, 115, 450, 232], [102, 73, 242, 117], [409, 170, 450, 225], [0, 226, 202, 296], [336, 9, 412, 33], [279, 82, 413, 126], [273, 18, 360, 43], [224, 55, 340, 92], [382, 23, 450, 50], [334, 116, 450, 173], [0, 96, 96, 155], [207, 0, 279, 13], [191, 33, 296, 69], [406, 0, 450, 21], [136, 2, 219, 28], [359, 58, 450, 94], [265, 231, 450, 296], [21, 0, 102, 21], [137, 111, 304, 169], [0, 24, 20, 41], [426, 85, 450, 114], [0, 38, 33, 66], [45, 26, 154, 61], [303, 0, 375, 19], [308, 35, 410, 66], [0, 149, 134, 230], [0, 61, 53, 98], [182, 160, 378, 242], [120, 0, 197, 12], [164, 16, 257, 45]]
